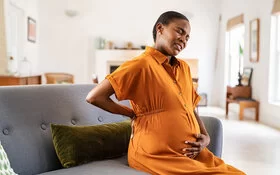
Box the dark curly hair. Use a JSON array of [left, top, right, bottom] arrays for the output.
[[152, 11, 189, 42]]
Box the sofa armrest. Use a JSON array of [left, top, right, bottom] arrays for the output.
[[200, 116, 223, 158]]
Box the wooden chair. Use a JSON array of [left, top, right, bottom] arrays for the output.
[[226, 86, 259, 121], [44, 73, 74, 84]]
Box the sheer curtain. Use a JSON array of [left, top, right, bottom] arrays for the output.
[[0, 0, 7, 74]]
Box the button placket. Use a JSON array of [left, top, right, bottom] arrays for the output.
[[173, 78, 187, 109]]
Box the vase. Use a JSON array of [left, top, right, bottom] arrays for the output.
[[18, 57, 32, 76], [7, 56, 17, 75]]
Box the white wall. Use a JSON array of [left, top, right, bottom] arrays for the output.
[[215, 0, 280, 128], [37, 0, 221, 104], [4, 0, 39, 74]]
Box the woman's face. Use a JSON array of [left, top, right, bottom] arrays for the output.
[[155, 18, 190, 56]]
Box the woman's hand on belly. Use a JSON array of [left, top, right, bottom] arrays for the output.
[[182, 133, 210, 159]]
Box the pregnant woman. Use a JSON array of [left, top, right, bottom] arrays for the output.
[[86, 11, 245, 175]]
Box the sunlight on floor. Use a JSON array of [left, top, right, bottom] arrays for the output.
[[199, 106, 280, 175]]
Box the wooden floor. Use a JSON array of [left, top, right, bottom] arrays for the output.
[[199, 106, 280, 175]]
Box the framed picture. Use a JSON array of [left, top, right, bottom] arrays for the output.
[[249, 18, 260, 62], [27, 17, 36, 43], [241, 67, 253, 86]]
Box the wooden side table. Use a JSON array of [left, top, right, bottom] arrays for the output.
[[0, 75, 42, 86], [226, 86, 259, 121]]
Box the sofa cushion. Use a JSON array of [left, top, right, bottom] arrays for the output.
[[51, 120, 131, 168], [37, 156, 148, 175], [0, 142, 17, 175]]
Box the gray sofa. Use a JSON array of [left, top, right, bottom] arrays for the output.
[[0, 84, 223, 175]]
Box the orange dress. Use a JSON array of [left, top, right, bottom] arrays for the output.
[[106, 47, 245, 175]]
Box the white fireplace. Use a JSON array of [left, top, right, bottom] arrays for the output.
[[95, 49, 144, 81], [107, 60, 125, 74]]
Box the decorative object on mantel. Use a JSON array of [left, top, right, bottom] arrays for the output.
[[95, 37, 146, 50], [18, 57, 32, 76], [27, 17, 36, 43], [126, 41, 133, 49], [114, 47, 143, 50], [98, 37, 106, 49], [249, 18, 260, 62], [105, 41, 114, 49]]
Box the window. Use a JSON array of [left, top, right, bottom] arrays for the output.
[[226, 25, 245, 87], [269, 15, 280, 103]]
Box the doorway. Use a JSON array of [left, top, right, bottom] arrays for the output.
[[5, 1, 24, 73]]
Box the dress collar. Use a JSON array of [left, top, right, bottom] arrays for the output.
[[145, 46, 180, 67]]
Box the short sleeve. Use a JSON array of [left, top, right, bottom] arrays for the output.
[[105, 59, 142, 101]]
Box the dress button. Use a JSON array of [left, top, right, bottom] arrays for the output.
[[179, 92, 182, 96], [173, 80, 177, 83], [184, 104, 187, 107]]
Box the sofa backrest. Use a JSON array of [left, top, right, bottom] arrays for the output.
[[0, 84, 128, 175]]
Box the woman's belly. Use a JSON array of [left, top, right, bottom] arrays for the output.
[[132, 110, 201, 155]]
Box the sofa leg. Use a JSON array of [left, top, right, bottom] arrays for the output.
[[255, 102, 259, 122], [225, 101, 229, 119]]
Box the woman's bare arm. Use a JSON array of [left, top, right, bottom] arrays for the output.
[[193, 110, 210, 140], [86, 79, 135, 119]]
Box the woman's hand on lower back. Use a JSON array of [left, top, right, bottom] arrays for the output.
[[86, 79, 135, 118]]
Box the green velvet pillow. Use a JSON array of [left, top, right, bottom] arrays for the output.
[[50, 120, 131, 168], [0, 142, 17, 175]]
